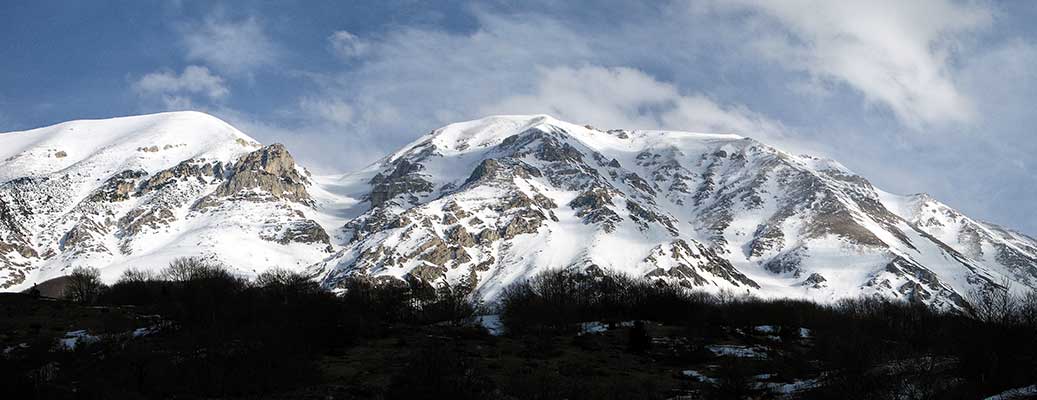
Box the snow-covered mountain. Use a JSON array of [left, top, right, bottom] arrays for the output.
[[2, 112, 1033, 310]]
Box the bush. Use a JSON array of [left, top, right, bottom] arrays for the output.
[[101, 269, 158, 305]]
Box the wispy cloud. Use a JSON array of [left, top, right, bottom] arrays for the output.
[[180, 15, 279, 75], [108, 1, 1037, 233], [291, 8, 782, 160], [711, 0, 991, 129], [484, 65, 786, 140], [298, 97, 355, 126], [327, 31, 368, 60], [132, 65, 229, 109]]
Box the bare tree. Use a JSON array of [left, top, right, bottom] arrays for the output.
[[117, 268, 154, 283], [161, 257, 222, 282], [969, 277, 1018, 325], [1020, 289, 1037, 329], [63, 266, 105, 304]]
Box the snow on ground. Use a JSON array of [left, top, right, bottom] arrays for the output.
[[577, 320, 637, 335], [3, 343, 29, 355], [761, 378, 822, 395], [681, 370, 717, 384], [984, 384, 1037, 400], [706, 344, 769, 359], [475, 314, 504, 336], [57, 330, 100, 351], [4, 111, 1033, 309], [0, 111, 258, 183]]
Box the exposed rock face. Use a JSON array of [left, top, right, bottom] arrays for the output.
[[800, 273, 827, 289], [570, 188, 621, 232], [368, 159, 433, 207], [60, 218, 110, 255], [88, 170, 147, 202], [0, 196, 38, 289], [447, 226, 476, 247], [273, 219, 333, 251], [118, 207, 176, 237], [203, 144, 311, 205], [865, 257, 969, 309], [0, 113, 333, 290], [476, 228, 500, 244], [139, 159, 222, 195], [643, 239, 759, 289]]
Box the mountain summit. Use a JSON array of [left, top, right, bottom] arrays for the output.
[[2, 112, 1034, 309]]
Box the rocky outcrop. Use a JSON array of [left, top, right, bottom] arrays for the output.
[[369, 159, 433, 207], [201, 144, 311, 205], [88, 170, 147, 202], [763, 250, 804, 276], [799, 273, 827, 289], [464, 158, 542, 187], [625, 201, 678, 236], [275, 219, 332, 251], [475, 227, 500, 244], [139, 159, 223, 195], [118, 207, 175, 237], [642, 239, 759, 289], [447, 226, 476, 247], [0, 197, 37, 289], [864, 257, 972, 309], [570, 188, 621, 232], [60, 218, 110, 255]]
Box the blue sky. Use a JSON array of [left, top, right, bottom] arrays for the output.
[[1, 0, 1036, 235]]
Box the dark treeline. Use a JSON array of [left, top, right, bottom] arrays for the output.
[[3, 262, 1036, 399], [4, 258, 477, 399], [497, 269, 1037, 399]]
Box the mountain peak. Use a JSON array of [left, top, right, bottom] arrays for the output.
[[2, 113, 1035, 311], [0, 111, 261, 183], [388, 114, 751, 165]]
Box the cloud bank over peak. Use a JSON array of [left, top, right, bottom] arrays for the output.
[[484, 65, 786, 140], [714, 0, 991, 129], [4, 0, 1036, 234]]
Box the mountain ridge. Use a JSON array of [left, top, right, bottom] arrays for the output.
[[1, 111, 1033, 310]]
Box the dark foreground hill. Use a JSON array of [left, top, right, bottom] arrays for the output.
[[2, 259, 1036, 399]]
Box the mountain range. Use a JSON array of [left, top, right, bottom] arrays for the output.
[[2, 111, 1035, 310]]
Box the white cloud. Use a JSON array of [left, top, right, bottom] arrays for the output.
[[713, 0, 992, 128], [283, 7, 807, 169], [133, 65, 229, 109], [484, 65, 785, 139], [298, 97, 355, 126], [181, 15, 278, 75], [134, 65, 229, 99], [327, 30, 368, 60], [139, 2, 1034, 233]]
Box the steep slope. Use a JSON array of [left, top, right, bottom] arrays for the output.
[[880, 192, 1037, 293], [0, 112, 335, 289], [1, 112, 1030, 311], [311, 115, 1009, 309]]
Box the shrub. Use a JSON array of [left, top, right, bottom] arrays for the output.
[[101, 269, 158, 305]]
